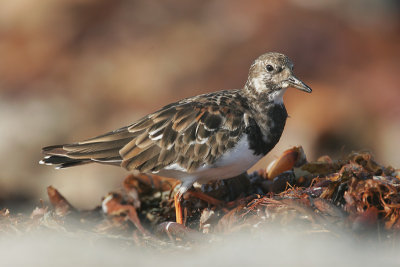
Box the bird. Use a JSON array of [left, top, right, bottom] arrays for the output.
[[40, 52, 312, 224]]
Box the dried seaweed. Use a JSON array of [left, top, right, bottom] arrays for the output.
[[2, 147, 400, 248]]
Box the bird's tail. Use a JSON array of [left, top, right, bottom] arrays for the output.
[[40, 127, 134, 169], [40, 145, 94, 169]]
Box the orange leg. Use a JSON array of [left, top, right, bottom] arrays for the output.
[[187, 191, 223, 206], [225, 194, 259, 208], [174, 191, 184, 225], [174, 190, 259, 224], [174, 190, 224, 224], [187, 191, 257, 213], [174, 179, 197, 224]]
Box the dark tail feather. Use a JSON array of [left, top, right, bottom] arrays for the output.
[[40, 155, 91, 169], [40, 145, 91, 168], [40, 127, 135, 169], [40, 141, 125, 169]]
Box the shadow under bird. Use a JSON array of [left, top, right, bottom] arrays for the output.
[[40, 52, 312, 224]]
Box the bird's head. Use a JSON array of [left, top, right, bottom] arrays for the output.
[[245, 52, 312, 104]]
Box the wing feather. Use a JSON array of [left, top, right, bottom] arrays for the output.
[[120, 90, 249, 173]]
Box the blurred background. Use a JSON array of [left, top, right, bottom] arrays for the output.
[[0, 0, 399, 211]]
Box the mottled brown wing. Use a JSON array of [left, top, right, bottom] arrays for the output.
[[120, 91, 248, 173]]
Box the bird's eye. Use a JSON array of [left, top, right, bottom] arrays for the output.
[[266, 64, 274, 72]]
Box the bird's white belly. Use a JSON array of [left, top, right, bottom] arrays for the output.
[[157, 135, 263, 183]]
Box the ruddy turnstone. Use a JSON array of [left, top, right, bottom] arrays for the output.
[[41, 52, 312, 224]]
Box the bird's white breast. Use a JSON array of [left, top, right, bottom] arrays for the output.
[[157, 134, 263, 183]]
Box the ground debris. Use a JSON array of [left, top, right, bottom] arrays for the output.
[[2, 148, 400, 248]]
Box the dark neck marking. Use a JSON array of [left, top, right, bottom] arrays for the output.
[[244, 104, 288, 156]]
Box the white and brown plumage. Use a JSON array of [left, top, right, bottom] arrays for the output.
[[41, 52, 312, 224]]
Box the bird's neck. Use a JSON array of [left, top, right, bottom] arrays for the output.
[[241, 82, 288, 137], [242, 81, 287, 109]]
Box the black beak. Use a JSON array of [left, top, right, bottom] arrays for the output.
[[288, 75, 312, 93]]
